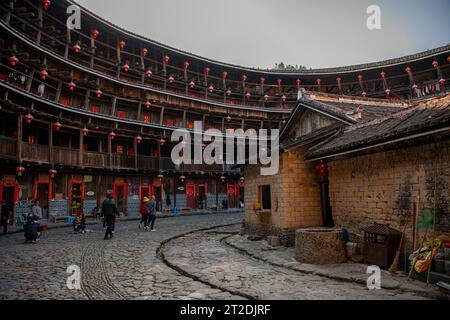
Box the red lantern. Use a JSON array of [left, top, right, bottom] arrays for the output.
[[357, 75, 363, 82], [242, 74, 247, 82], [53, 121, 62, 132], [405, 67, 412, 74], [277, 79, 282, 87], [362, 91, 367, 97], [95, 89, 102, 98], [145, 69, 153, 77], [42, 0, 51, 11], [189, 81, 195, 89], [432, 60, 439, 68], [144, 100, 152, 108], [380, 71, 386, 78], [91, 28, 100, 39], [160, 138, 165, 146], [49, 169, 57, 179], [68, 81, 76, 91], [136, 135, 142, 144], [281, 95, 287, 102], [240, 177, 245, 183], [220, 175, 226, 182], [204, 67, 210, 76], [16, 166, 25, 177], [296, 79, 301, 87], [222, 71, 228, 79], [157, 174, 164, 182], [316, 78, 321, 86], [168, 76, 174, 83], [119, 40, 126, 50], [82, 127, 89, 136], [8, 55, 19, 66], [386, 88, 391, 95], [184, 61, 190, 70], [260, 77, 265, 85], [208, 85, 214, 93], [245, 92, 251, 99], [315, 161, 327, 180], [336, 77, 341, 83], [264, 94, 269, 102], [180, 175, 186, 182], [141, 48, 148, 56], [109, 131, 116, 140], [226, 115, 231, 122], [164, 55, 170, 64], [39, 70, 48, 80], [24, 113, 34, 124], [226, 89, 232, 96], [72, 43, 81, 53], [122, 64, 130, 72], [439, 78, 446, 85]]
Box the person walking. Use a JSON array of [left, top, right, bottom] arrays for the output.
[[139, 197, 150, 230], [146, 195, 157, 231], [102, 192, 119, 240], [1, 201, 11, 235]]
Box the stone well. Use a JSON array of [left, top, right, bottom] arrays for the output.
[[295, 228, 347, 264]]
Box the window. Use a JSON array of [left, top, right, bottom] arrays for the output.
[[259, 185, 271, 210]]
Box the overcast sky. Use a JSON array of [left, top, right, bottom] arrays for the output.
[[75, 0, 450, 69]]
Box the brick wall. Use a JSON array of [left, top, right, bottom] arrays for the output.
[[328, 139, 450, 250], [244, 148, 323, 244]]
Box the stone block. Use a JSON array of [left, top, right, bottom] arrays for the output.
[[267, 235, 281, 247]]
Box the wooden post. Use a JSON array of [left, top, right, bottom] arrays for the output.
[[159, 107, 165, 125], [137, 102, 142, 121], [5, 1, 14, 24], [79, 128, 84, 168], [134, 136, 138, 170], [108, 134, 112, 169], [182, 110, 187, 127], [241, 118, 245, 130], [48, 122, 53, 165], [55, 81, 63, 103], [90, 36, 95, 69], [25, 69, 35, 92], [37, 6, 43, 44], [222, 117, 225, 132], [64, 27, 71, 59], [111, 96, 117, 116], [17, 114, 23, 162]]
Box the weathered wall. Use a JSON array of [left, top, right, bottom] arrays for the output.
[[244, 148, 323, 244], [328, 139, 450, 249]]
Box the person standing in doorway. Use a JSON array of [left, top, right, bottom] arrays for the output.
[[102, 192, 119, 240], [1, 200, 11, 235], [146, 195, 157, 231]]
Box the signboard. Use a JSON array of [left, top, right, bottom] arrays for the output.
[[86, 191, 95, 197], [84, 175, 93, 183]]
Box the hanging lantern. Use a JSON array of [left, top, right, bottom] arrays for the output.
[[8, 55, 19, 66], [160, 138, 165, 146], [439, 78, 446, 85], [72, 43, 81, 53], [68, 81, 76, 91], [39, 69, 48, 80], [380, 71, 386, 78], [91, 28, 100, 39], [119, 40, 126, 50], [157, 174, 164, 182], [145, 69, 153, 77], [108, 131, 116, 140], [179, 175, 186, 182], [208, 85, 214, 93], [242, 74, 247, 82], [315, 161, 327, 180], [412, 84, 418, 90], [42, 0, 51, 11], [168, 76, 175, 83], [122, 64, 130, 72], [432, 60, 439, 68], [336, 77, 341, 83], [245, 92, 251, 99], [141, 48, 148, 57], [204, 67, 210, 76], [222, 71, 228, 79], [264, 94, 269, 102], [357, 75, 363, 82], [184, 61, 190, 70], [281, 95, 287, 102], [316, 78, 321, 86], [277, 79, 282, 87], [189, 81, 195, 89], [24, 113, 34, 124], [16, 166, 25, 177], [405, 67, 412, 74], [220, 175, 226, 182], [385, 88, 391, 95], [144, 100, 152, 108], [362, 91, 367, 97], [240, 177, 245, 183], [226, 115, 231, 122], [296, 79, 301, 87], [136, 135, 142, 144], [82, 127, 89, 136], [226, 89, 232, 96], [53, 121, 62, 132], [49, 169, 57, 179], [95, 89, 103, 98], [164, 55, 170, 64]]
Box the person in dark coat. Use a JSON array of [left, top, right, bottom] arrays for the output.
[[1, 201, 11, 235], [24, 211, 39, 243], [145, 195, 157, 231], [102, 192, 119, 240]]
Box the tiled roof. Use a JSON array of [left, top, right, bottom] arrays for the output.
[[306, 94, 450, 160]]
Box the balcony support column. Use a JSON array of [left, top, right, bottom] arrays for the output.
[[108, 134, 112, 170], [79, 129, 84, 168], [48, 122, 54, 166], [159, 107, 165, 125], [17, 114, 23, 162], [36, 6, 43, 45], [134, 137, 138, 171]]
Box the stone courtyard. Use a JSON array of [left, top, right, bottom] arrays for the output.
[[0, 212, 447, 300]]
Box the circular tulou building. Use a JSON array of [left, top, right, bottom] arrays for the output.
[[0, 0, 449, 221]]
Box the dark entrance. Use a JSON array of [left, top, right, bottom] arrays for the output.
[[320, 181, 334, 227]]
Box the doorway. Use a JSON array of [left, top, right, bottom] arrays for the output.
[[320, 181, 334, 227], [34, 181, 51, 219], [186, 184, 195, 209], [113, 183, 127, 215], [0, 182, 18, 223], [227, 184, 237, 208], [153, 185, 163, 212], [69, 179, 84, 217], [140, 185, 151, 201], [196, 184, 207, 209]]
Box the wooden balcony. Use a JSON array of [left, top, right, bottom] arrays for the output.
[[112, 154, 135, 169], [84, 152, 108, 168], [21, 143, 49, 163], [0, 136, 17, 159], [53, 147, 79, 166]]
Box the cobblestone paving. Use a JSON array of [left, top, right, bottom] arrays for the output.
[[162, 230, 445, 300], [0, 213, 243, 300]]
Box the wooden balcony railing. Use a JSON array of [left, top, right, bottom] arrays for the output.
[[112, 154, 135, 169], [83, 152, 108, 168], [53, 147, 79, 166], [0, 136, 17, 159], [21, 143, 49, 163]]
